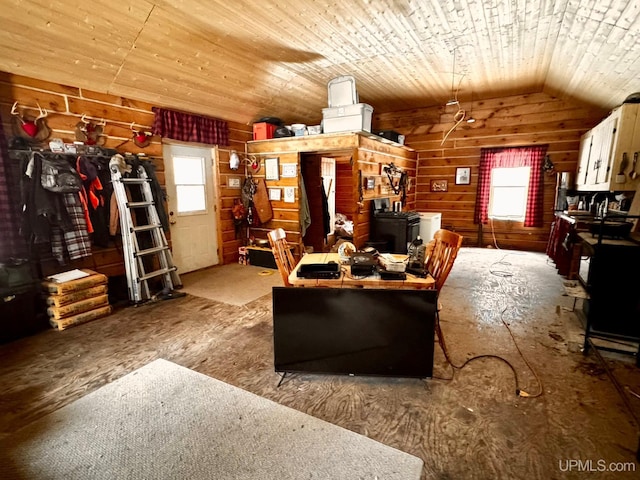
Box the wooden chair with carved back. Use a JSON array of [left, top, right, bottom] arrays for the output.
[[423, 229, 463, 357], [267, 228, 297, 287], [424, 229, 464, 293]]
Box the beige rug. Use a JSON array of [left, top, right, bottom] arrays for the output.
[[179, 263, 283, 306], [0, 359, 422, 480]]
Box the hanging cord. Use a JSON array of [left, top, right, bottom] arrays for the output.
[[441, 72, 466, 145], [434, 253, 544, 398], [441, 108, 466, 145], [489, 217, 501, 249]]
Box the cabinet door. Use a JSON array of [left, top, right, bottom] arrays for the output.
[[584, 122, 602, 186], [576, 131, 593, 187], [595, 113, 618, 185]]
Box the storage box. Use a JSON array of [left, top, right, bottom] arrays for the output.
[[1, 284, 47, 343], [322, 104, 373, 134], [247, 246, 295, 269], [247, 246, 277, 269], [376, 130, 404, 144], [49, 305, 112, 331], [47, 294, 110, 320], [42, 269, 108, 295], [253, 122, 277, 141], [327, 75, 359, 107]]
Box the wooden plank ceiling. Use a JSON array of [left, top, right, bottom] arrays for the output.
[[0, 0, 639, 126]]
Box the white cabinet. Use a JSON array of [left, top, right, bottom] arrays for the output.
[[576, 103, 640, 192]]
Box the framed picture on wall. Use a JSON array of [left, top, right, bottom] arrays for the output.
[[268, 188, 282, 201], [281, 163, 297, 178], [265, 157, 280, 180], [456, 167, 471, 185], [430, 179, 448, 192], [365, 177, 375, 190], [283, 186, 295, 203]]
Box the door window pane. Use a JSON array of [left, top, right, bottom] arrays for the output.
[[173, 156, 207, 214], [176, 185, 206, 212]]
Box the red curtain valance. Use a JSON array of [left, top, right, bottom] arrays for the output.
[[152, 107, 229, 146]]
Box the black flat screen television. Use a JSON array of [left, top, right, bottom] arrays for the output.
[[272, 287, 437, 378]]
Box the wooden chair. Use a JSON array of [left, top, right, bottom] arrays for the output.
[[424, 229, 463, 360], [267, 228, 297, 286], [424, 229, 464, 292]]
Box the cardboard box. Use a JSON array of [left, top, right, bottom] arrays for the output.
[[322, 104, 373, 133], [253, 122, 277, 140], [42, 269, 107, 295], [49, 305, 112, 331], [45, 284, 108, 307], [47, 294, 110, 320]]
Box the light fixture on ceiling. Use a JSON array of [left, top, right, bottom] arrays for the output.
[[466, 90, 476, 123], [444, 47, 465, 108]]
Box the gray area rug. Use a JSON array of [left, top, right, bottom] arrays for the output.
[[0, 359, 423, 480], [179, 263, 282, 306]]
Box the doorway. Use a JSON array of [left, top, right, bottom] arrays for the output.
[[163, 143, 219, 273], [301, 154, 337, 252]]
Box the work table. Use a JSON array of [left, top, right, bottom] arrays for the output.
[[288, 252, 435, 289]]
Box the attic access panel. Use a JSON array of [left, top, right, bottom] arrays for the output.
[[327, 75, 359, 108]]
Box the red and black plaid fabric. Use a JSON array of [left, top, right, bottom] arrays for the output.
[[152, 107, 229, 146], [50, 193, 92, 264], [0, 117, 28, 260], [474, 145, 548, 228]]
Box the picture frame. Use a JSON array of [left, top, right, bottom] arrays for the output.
[[268, 188, 281, 201], [283, 186, 295, 203], [228, 177, 241, 189], [265, 157, 280, 180], [281, 163, 297, 178], [430, 179, 448, 192], [365, 177, 375, 190], [455, 167, 471, 185]]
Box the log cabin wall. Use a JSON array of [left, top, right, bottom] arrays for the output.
[[374, 92, 609, 251], [0, 72, 252, 277]]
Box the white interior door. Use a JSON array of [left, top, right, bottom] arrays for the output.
[[163, 143, 219, 273]]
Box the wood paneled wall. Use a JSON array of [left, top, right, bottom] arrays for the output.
[[0, 72, 251, 276], [247, 134, 417, 255], [375, 92, 609, 251]]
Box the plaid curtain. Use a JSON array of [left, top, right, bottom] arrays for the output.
[[152, 107, 229, 146], [474, 145, 548, 227], [0, 117, 28, 260]]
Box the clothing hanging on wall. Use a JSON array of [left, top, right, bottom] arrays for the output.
[[19, 151, 92, 264], [299, 172, 311, 237], [320, 176, 330, 238], [0, 124, 28, 261]]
